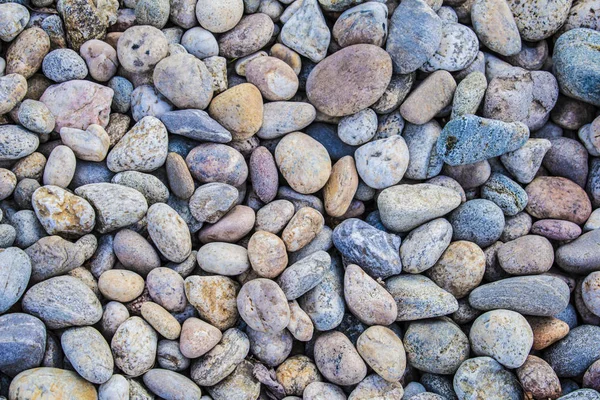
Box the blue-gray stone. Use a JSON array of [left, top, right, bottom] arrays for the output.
[[42, 49, 88, 83], [0, 247, 31, 313], [553, 28, 600, 106], [386, 0, 442, 74], [449, 199, 505, 247], [544, 325, 600, 378], [305, 123, 357, 161], [277, 186, 324, 214], [559, 389, 600, 400], [108, 76, 133, 114], [168, 135, 199, 158], [0, 313, 46, 377], [481, 173, 528, 216], [420, 373, 459, 400], [560, 380, 580, 396], [587, 158, 600, 208], [437, 115, 530, 166], [469, 275, 571, 316], [160, 109, 232, 143], [335, 312, 367, 346], [365, 210, 389, 232], [555, 303, 578, 330], [69, 161, 114, 189], [333, 218, 402, 279]]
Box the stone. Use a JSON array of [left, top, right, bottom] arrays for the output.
[[111, 317, 157, 377], [315, 331, 367, 386], [438, 115, 529, 166], [0, 74, 27, 115], [287, 300, 314, 342], [75, 183, 147, 233], [60, 124, 110, 162], [218, 14, 274, 59], [403, 121, 444, 180], [281, 207, 324, 252], [428, 240, 485, 298], [500, 138, 552, 184], [135, 0, 169, 28], [17, 99, 55, 134], [141, 302, 181, 340], [61, 327, 113, 384], [160, 109, 231, 143], [357, 326, 406, 382], [337, 108, 377, 146], [306, 44, 392, 117], [208, 83, 263, 141], [114, 230, 160, 276], [304, 382, 346, 400], [333, 2, 388, 48], [24, 235, 84, 282], [143, 369, 201, 399], [257, 102, 316, 139], [185, 275, 239, 330], [112, 171, 169, 206], [386, 0, 442, 74], [250, 146, 278, 203], [553, 29, 600, 106], [130, 84, 173, 122], [80, 39, 118, 82], [22, 275, 102, 329], [275, 132, 331, 194], [557, 230, 600, 274], [481, 173, 528, 216], [98, 269, 144, 302], [508, 0, 570, 40], [386, 275, 459, 321], [206, 360, 260, 400], [116, 25, 168, 73], [378, 184, 462, 232], [469, 275, 571, 316], [198, 205, 255, 244], [146, 267, 186, 312], [453, 357, 523, 400], [276, 355, 321, 396], [147, 203, 191, 263], [6, 27, 50, 79], [533, 219, 582, 241], [0, 125, 39, 162], [9, 368, 97, 399], [189, 183, 238, 224], [246, 57, 298, 101], [40, 80, 113, 132], [0, 3, 29, 42], [0, 247, 31, 313], [247, 327, 293, 366], [544, 137, 589, 187], [186, 144, 248, 187], [195, 0, 243, 33], [277, 251, 329, 300], [355, 136, 409, 189], [527, 316, 570, 350], [404, 318, 470, 375], [401, 218, 453, 274], [0, 313, 45, 377], [281, 0, 330, 62], [526, 176, 592, 224], [544, 325, 600, 378], [31, 185, 95, 236], [42, 49, 88, 83], [401, 71, 456, 125], [107, 116, 168, 173], [197, 242, 249, 276], [422, 23, 479, 72], [472, 0, 521, 56], [179, 317, 222, 358], [451, 72, 487, 119], [498, 235, 554, 275], [237, 278, 290, 333]]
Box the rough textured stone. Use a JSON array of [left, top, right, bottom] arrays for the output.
[[453, 357, 522, 400]]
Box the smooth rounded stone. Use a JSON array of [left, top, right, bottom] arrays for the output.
[[505, 39, 549, 69], [186, 144, 247, 187], [438, 115, 529, 166], [275, 132, 331, 195], [157, 339, 190, 371], [237, 278, 290, 333], [543, 138, 587, 188], [428, 240, 485, 299], [117, 26, 168, 73], [583, 271, 600, 317], [98, 269, 144, 302], [0, 223, 16, 247], [454, 357, 522, 400], [101, 301, 129, 339], [255, 200, 295, 234], [111, 316, 157, 377], [442, 161, 491, 190], [23, 235, 82, 283], [129, 85, 173, 122], [178, 317, 222, 360], [0, 313, 45, 377], [98, 374, 129, 400], [0, 74, 26, 115], [525, 176, 591, 224], [79, 39, 118, 83], [559, 389, 600, 400], [277, 251, 329, 300], [355, 326, 406, 382], [404, 318, 470, 375], [42, 49, 87, 83], [147, 202, 191, 263], [0, 125, 38, 162], [556, 229, 600, 274], [17, 99, 54, 134], [579, 121, 600, 158], [470, 309, 533, 368], [322, 157, 358, 217], [142, 369, 201, 400], [469, 275, 570, 316], [554, 29, 600, 106], [113, 229, 160, 275], [307, 44, 392, 117], [159, 109, 231, 143], [194, 0, 243, 33], [337, 109, 377, 146], [400, 218, 453, 274], [190, 327, 249, 387], [249, 146, 278, 204], [371, 74, 415, 116], [185, 275, 239, 330], [145, 267, 186, 312], [134, 0, 169, 28], [167, 0, 195, 28], [11, 209, 45, 248], [471, 0, 521, 56], [0, 3, 29, 42], [198, 205, 255, 244], [247, 231, 287, 278], [112, 171, 168, 206], [75, 183, 147, 233], [179, 27, 217, 60], [333, 218, 402, 279], [247, 326, 293, 367], [481, 173, 528, 216], [189, 183, 238, 225], [526, 316, 570, 351], [108, 116, 168, 173], [516, 355, 562, 400], [284, 300, 313, 342], [348, 375, 404, 400], [550, 96, 595, 131], [281, 207, 324, 252], [449, 199, 505, 248], [314, 331, 367, 386], [303, 382, 346, 400], [276, 355, 321, 396], [206, 360, 260, 400], [280, 0, 329, 62], [9, 367, 97, 399], [403, 121, 444, 180], [354, 136, 409, 189], [544, 325, 600, 378], [0, 169, 16, 201], [497, 235, 553, 275], [218, 13, 274, 59], [575, 280, 600, 326], [584, 360, 600, 392], [61, 327, 113, 384], [534, 220, 581, 243], [141, 302, 181, 340], [197, 242, 249, 276], [332, 2, 388, 48], [499, 212, 530, 242], [22, 275, 102, 329], [256, 103, 314, 140], [378, 184, 462, 233], [386, 0, 442, 74], [153, 54, 213, 110], [246, 57, 298, 102], [0, 248, 29, 313], [207, 84, 262, 142], [59, 125, 110, 163], [421, 23, 479, 72], [500, 138, 551, 184], [386, 275, 459, 321], [507, 0, 570, 41], [6, 27, 50, 79], [13, 151, 46, 182]]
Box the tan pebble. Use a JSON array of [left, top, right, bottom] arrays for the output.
[[179, 317, 222, 358], [6, 27, 50, 79], [247, 230, 288, 278], [13, 152, 46, 181], [525, 316, 570, 350], [208, 83, 264, 141], [141, 302, 181, 340], [516, 355, 561, 400], [400, 70, 457, 125], [0, 168, 16, 200], [356, 325, 407, 382], [323, 156, 359, 217], [237, 278, 290, 333], [185, 275, 239, 330], [60, 124, 110, 162], [98, 269, 145, 302], [314, 331, 367, 386], [281, 207, 324, 252], [270, 43, 302, 75], [246, 56, 299, 101], [287, 300, 314, 342], [428, 240, 485, 298], [255, 199, 295, 234], [80, 39, 118, 82], [198, 205, 255, 244], [276, 355, 322, 396], [197, 242, 250, 276]]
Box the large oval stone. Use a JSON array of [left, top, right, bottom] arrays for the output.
[[9, 368, 97, 400], [525, 176, 592, 224], [0, 248, 31, 313], [306, 44, 392, 117], [0, 125, 39, 161], [0, 313, 45, 377], [32, 185, 95, 236]]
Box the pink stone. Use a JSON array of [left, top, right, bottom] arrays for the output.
[[40, 80, 113, 132]]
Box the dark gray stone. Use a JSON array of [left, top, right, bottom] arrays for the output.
[[0, 313, 46, 377], [544, 325, 600, 378]]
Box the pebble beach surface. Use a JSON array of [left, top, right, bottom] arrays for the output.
[[0, 0, 599, 399]]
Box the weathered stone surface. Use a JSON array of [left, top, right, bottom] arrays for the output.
[[453, 357, 522, 400], [0, 248, 31, 313], [0, 125, 39, 161], [32, 185, 95, 236], [61, 327, 113, 384], [160, 109, 231, 143], [315, 331, 367, 386], [111, 316, 157, 377], [281, 0, 330, 62], [9, 368, 97, 399], [186, 144, 248, 187], [401, 218, 453, 274], [355, 136, 409, 189], [185, 275, 239, 330], [525, 176, 592, 224], [472, 0, 521, 56], [544, 325, 600, 378], [218, 14, 274, 59], [0, 313, 45, 377]]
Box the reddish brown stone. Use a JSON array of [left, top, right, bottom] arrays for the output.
[[525, 176, 592, 224]]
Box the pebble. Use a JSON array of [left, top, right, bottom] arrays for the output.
[[281, 207, 324, 252], [255, 200, 295, 234], [0, 74, 27, 115], [306, 44, 392, 117], [117, 26, 168, 73], [147, 202, 191, 262], [526, 176, 592, 224], [80, 39, 118, 82], [304, 382, 345, 400], [237, 278, 290, 333], [0, 313, 45, 377], [61, 327, 113, 384], [355, 136, 409, 189], [386, 274, 459, 321], [198, 242, 249, 276], [98, 269, 144, 302], [438, 115, 530, 166], [469, 275, 571, 316], [276, 355, 321, 396], [333, 2, 388, 48], [135, 0, 169, 28], [130, 84, 173, 122], [449, 199, 505, 247], [527, 316, 570, 350], [372, 73, 415, 114], [206, 360, 260, 400], [17, 99, 55, 134], [144, 369, 202, 399], [544, 137, 589, 187], [0, 125, 39, 162], [481, 173, 528, 216], [378, 184, 462, 232], [185, 275, 239, 330], [428, 240, 485, 298], [516, 355, 562, 399], [112, 171, 169, 206], [208, 83, 263, 141], [179, 317, 222, 358], [98, 374, 129, 400], [278, 250, 329, 300], [42, 49, 88, 83], [141, 302, 181, 340], [281, 0, 330, 62], [403, 121, 444, 180], [386, 0, 442, 74], [356, 325, 406, 382], [0, 3, 29, 42], [349, 374, 405, 399], [60, 124, 110, 162], [218, 14, 274, 59], [471, 0, 521, 56], [257, 101, 316, 139], [160, 109, 231, 143], [246, 56, 298, 101], [544, 325, 600, 378], [315, 331, 367, 386], [453, 357, 523, 400], [508, 0, 570, 40], [196, 0, 243, 33], [9, 368, 97, 400], [31, 185, 95, 236], [186, 143, 248, 187], [111, 316, 158, 377], [198, 204, 255, 243], [500, 138, 552, 184], [404, 318, 470, 374], [6, 27, 50, 79], [421, 23, 479, 72], [247, 327, 292, 366], [498, 235, 554, 275], [189, 182, 238, 224], [337, 109, 377, 146]]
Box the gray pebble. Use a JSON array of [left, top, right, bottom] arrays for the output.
[[277, 251, 330, 300], [453, 357, 522, 400], [544, 325, 600, 378], [143, 369, 202, 399], [42, 49, 88, 82], [0, 313, 45, 377], [450, 199, 505, 247], [61, 326, 113, 384]]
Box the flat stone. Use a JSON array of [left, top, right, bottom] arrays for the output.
[[527, 316, 570, 350], [256, 102, 316, 139], [179, 317, 222, 359], [0, 247, 31, 313], [143, 369, 202, 399], [61, 327, 113, 384], [237, 278, 290, 333], [451, 72, 488, 119], [403, 121, 444, 180], [401, 218, 453, 274], [160, 109, 231, 143], [246, 56, 298, 101], [277, 251, 329, 300], [525, 176, 592, 224], [218, 13, 274, 59], [281, 0, 330, 62], [111, 171, 169, 206], [453, 357, 522, 400], [557, 230, 600, 274], [498, 235, 554, 275]]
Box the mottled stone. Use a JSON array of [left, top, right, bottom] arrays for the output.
[[508, 0, 570, 40], [160, 109, 231, 143], [526, 176, 591, 224], [218, 14, 274, 59], [0, 3, 29, 42], [257, 102, 315, 139], [18, 99, 55, 134], [246, 57, 298, 101], [196, 0, 243, 33], [428, 240, 485, 298], [116, 25, 168, 73], [6, 27, 50, 79], [0, 125, 39, 161], [355, 136, 409, 189], [9, 368, 97, 399], [276, 355, 321, 396], [315, 331, 367, 385], [0, 313, 45, 377], [454, 357, 522, 400], [32, 185, 95, 236], [80, 39, 118, 82], [186, 144, 248, 186], [472, 0, 521, 56], [500, 138, 551, 184], [62, 327, 113, 384], [357, 325, 406, 382], [185, 275, 239, 330], [42, 49, 88, 83], [130, 85, 173, 122], [0, 74, 27, 115], [111, 316, 157, 377], [206, 360, 260, 400], [544, 325, 600, 378], [498, 235, 553, 275], [112, 171, 168, 206], [143, 369, 202, 399], [281, 0, 330, 62]]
